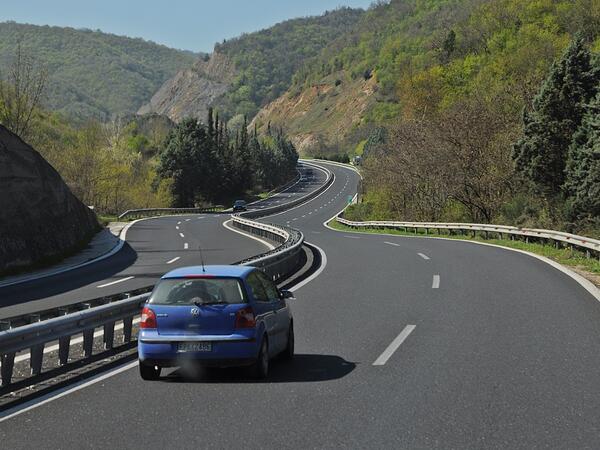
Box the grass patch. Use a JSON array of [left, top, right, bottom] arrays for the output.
[[97, 215, 120, 226], [330, 219, 600, 276]]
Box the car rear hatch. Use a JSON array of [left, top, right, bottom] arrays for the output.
[[152, 303, 245, 336]]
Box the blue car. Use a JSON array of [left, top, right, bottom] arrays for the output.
[[138, 265, 295, 380]]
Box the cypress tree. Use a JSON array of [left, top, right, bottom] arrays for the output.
[[512, 37, 600, 198], [564, 92, 600, 218]]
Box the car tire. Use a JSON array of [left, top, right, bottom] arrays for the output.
[[139, 361, 161, 380], [251, 336, 269, 379], [282, 323, 294, 361]]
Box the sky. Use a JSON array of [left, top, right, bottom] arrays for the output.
[[1, 0, 374, 53]]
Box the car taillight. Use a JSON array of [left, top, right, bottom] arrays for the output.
[[235, 306, 256, 328], [140, 307, 157, 329]]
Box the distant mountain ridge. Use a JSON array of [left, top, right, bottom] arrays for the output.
[[0, 22, 198, 121]]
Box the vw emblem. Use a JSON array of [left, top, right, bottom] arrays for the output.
[[190, 307, 200, 317]]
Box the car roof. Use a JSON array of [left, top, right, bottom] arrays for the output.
[[161, 265, 255, 279]]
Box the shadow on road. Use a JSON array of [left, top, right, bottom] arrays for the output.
[[161, 354, 356, 384]]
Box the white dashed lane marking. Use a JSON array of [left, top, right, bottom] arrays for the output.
[[97, 276, 134, 289], [373, 325, 416, 366]]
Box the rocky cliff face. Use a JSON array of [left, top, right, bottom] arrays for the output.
[[251, 74, 378, 155], [0, 125, 99, 274], [138, 52, 236, 123]]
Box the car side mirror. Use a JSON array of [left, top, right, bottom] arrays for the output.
[[279, 289, 295, 300]]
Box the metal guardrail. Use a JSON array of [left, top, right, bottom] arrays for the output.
[[0, 163, 334, 387], [0, 294, 148, 386], [336, 216, 600, 258], [118, 206, 224, 220]]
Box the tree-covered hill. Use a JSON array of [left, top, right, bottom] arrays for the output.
[[254, 0, 600, 234], [256, 0, 600, 154], [141, 7, 365, 123], [215, 7, 365, 118], [0, 22, 197, 121]]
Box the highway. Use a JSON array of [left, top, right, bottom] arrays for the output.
[[0, 163, 327, 319], [2, 161, 600, 449]]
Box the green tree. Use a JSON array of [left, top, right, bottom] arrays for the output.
[[564, 92, 600, 218], [512, 37, 600, 198], [157, 119, 210, 207]]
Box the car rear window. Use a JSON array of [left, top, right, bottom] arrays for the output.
[[149, 278, 247, 305]]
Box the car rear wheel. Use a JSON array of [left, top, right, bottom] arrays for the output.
[[282, 323, 294, 361], [139, 361, 161, 380], [251, 337, 269, 379]]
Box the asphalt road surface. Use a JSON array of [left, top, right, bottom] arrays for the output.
[[1, 161, 599, 449]]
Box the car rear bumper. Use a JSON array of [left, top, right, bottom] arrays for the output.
[[138, 331, 260, 368]]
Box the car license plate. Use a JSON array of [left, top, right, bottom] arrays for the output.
[[177, 342, 212, 352]]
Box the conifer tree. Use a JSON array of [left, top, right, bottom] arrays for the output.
[[512, 38, 600, 197], [564, 92, 600, 218]]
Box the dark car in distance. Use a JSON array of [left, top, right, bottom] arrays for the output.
[[233, 200, 247, 212]]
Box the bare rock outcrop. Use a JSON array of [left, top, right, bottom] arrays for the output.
[[138, 52, 236, 123], [0, 125, 99, 274]]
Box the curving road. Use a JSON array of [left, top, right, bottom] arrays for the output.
[[1, 161, 600, 449], [0, 163, 327, 318]]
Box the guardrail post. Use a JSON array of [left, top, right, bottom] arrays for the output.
[[28, 314, 44, 376], [1, 352, 15, 387], [58, 307, 71, 365], [82, 303, 95, 358], [123, 316, 133, 343], [0, 320, 14, 386], [104, 321, 115, 350]]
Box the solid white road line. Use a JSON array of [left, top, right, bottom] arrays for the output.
[[418, 253, 430, 260], [184, 243, 189, 250], [97, 276, 134, 288], [179, 233, 185, 238], [166, 257, 180, 264], [384, 242, 401, 247], [432, 275, 440, 289], [285, 241, 328, 292], [373, 325, 416, 366], [0, 360, 139, 422], [222, 219, 275, 251]]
